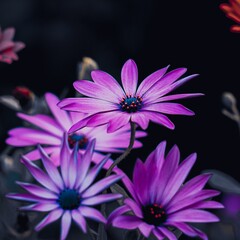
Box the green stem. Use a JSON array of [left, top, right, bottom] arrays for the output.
[[106, 121, 136, 177]]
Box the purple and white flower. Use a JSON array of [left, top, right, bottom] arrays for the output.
[[108, 141, 223, 240], [58, 59, 202, 133], [6, 92, 146, 166], [7, 138, 122, 240]]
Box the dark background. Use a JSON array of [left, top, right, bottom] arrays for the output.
[[0, 0, 239, 190]]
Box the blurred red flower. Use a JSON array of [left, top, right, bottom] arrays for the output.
[[220, 0, 240, 33], [0, 27, 25, 64]]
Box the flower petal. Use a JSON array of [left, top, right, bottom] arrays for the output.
[[17, 113, 62, 137], [38, 145, 64, 189], [131, 112, 149, 129], [107, 112, 131, 133], [71, 209, 87, 233], [107, 205, 130, 226], [91, 70, 125, 98], [45, 93, 72, 131], [144, 103, 194, 116], [16, 181, 58, 199], [81, 193, 122, 206], [124, 198, 143, 218], [158, 227, 177, 240], [138, 222, 154, 238], [20, 202, 58, 212], [73, 80, 117, 102], [121, 59, 138, 95], [35, 208, 63, 231], [21, 156, 59, 193], [79, 206, 106, 223], [136, 66, 169, 96], [157, 93, 204, 102], [60, 211, 72, 240], [161, 153, 197, 205], [112, 215, 142, 229], [168, 209, 219, 222], [143, 111, 175, 129]]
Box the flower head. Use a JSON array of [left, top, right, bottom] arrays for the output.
[[108, 141, 223, 240], [0, 27, 25, 64], [6, 92, 146, 166], [58, 59, 202, 133], [7, 138, 122, 240], [220, 0, 240, 33]]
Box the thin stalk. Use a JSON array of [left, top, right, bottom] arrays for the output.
[[87, 223, 96, 240], [106, 121, 136, 177]]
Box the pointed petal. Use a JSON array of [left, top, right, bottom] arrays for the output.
[[124, 198, 143, 218], [121, 59, 138, 95], [3, 27, 15, 40], [81, 193, 122, 205], [60, 211, 72, 240], [112, 215, 142, 229], [157, 93, 204, 102], [16, 181, 58, 199], [21, 156, 59, 193], [107, 205, 131, 226], [143, 111, 175, 129], [35, 209, 63, 231], [38, 145, 64, 189], [73, 80, 117, 102], [24, 147, 57, 161], [6, 193, 50, 202], [45, 93, 72, 131], [138, 222, 154, 238], [58, 97, 118, 114], [20, 202, 58, 212], [75, 140, 95, 188], [60, 134, 71, 187], [79, 206, 106, 223], [131, 112, 149, 129], [136, 66, 169, 96], [144, 103, 194, 116], [107, 112, 130, 133], [91, 70, 125, 98], [17, 113, 62, 137], [71, 209, 87, 233], [168, 209, 219, 222], [158, 227, 177, 240], [161, 153, 197, 205], [79, 154, 110, 192]]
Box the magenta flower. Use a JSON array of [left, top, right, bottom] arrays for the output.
[[0, 27, 25, 64], [58, 59, 202, 133], [6, 92, 146, 166], [108, 141, 223, 240], [7, 138, 122, 240]]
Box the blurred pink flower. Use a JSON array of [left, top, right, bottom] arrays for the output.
[[0, 27, 25, 64]]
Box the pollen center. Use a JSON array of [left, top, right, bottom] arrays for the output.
[[68, 134, 88, 149], [120, 95, 142, 113], [142, 203, 167, 226], [58, 189, 80, 210]]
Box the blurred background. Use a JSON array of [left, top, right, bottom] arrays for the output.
[[0, 0, 239, 199]]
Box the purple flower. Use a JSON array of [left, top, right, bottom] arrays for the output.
[[0, 27, 25, 64], [108, 141, 224, 240], [7, 138, 122, 240], [6, 92, 146, 166], [58, 59, 202, 133]]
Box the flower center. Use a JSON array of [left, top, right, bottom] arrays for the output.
[[58, 189, 80, 210], [68, 134, 88, 149], [142, 203, 167, 226], [120, 95, 142, 113]]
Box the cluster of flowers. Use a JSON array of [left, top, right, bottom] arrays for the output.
[[0, 26, 224, 240]]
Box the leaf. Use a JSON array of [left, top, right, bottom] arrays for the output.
[[203, 169, 240, 193], [110, 184, 129, 206], [97, 223, 108, 240]]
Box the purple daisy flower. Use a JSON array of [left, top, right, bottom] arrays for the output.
[[6, 92, 146, 166], [108, 141, 224, 240], [7, 138, 122, 240], [58, 59, 203, 133]]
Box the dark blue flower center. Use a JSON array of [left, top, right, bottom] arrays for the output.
[[120, 95, 142, 113], [142, 203, 167, 226], [58, 189, 80, 210], [68, 134, 88, 149]]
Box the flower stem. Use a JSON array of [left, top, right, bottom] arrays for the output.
[[106, 121, 136, 177], [87, 223, 96, 240]]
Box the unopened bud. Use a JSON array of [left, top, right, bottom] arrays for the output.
[[222, 92, 237, 109]]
